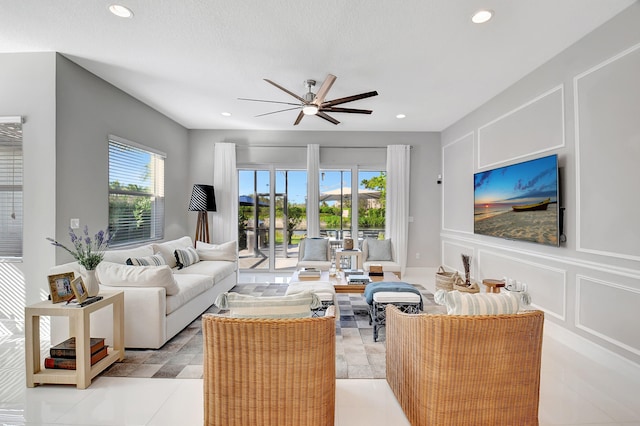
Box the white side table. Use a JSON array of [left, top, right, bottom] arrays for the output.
[[335, 248, 363, 270], [25, 290, 125, 389]]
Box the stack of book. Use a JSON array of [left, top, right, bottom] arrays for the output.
[[45, 337, 108, 370], [343, 269, 364, 278], [348, 274, 371, 284], [298, 267, 321, 278]]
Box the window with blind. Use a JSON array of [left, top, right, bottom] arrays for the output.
[[108, 135, 165, 246], [0, 119, 23, 259]]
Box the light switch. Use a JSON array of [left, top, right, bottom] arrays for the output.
[[70, 218, 80, 229]]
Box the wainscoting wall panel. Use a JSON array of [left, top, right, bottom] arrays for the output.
[[477, 249, 566, 321], [442, 240, 475, 277], [442, 132, 474, 233], [477, 85, 565, 169], [574, 42, 640, 261], [576, 275, 640, 356]]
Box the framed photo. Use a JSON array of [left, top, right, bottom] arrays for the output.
[[71, 276, 88, 304], [47, 272, 75, 303]]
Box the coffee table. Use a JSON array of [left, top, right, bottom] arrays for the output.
[[291, 270, 399, 294]]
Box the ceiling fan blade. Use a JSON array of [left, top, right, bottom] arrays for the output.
[[293, 111, 305, 126], [322, 107, 373, 114], [322, 91, 378, 108], [316, 111, 340, 125], [313, 74, 337, 106], [264, 79, 307, 103], [238, 98, 301, 106], [255, 106, 302, 117]]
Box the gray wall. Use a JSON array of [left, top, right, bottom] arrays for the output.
[[188, 129, 442, 267], [441, 4, 640, 365], [55, 54, 191, 257]]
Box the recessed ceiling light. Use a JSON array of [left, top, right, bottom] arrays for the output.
[[221, 112, 232, 117], [396, 114, 406, 119], [471, 9, 493, 24], [108, 4, 134, 18]]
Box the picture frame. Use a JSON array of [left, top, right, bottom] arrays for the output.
[[70, 276, 88, 304], [47, 272, 75, 303]]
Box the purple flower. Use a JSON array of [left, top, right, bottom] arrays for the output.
[[47, 226, 112, 270]]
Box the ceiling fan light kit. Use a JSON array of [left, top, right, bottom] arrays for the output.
[[240, 74, 378, 125]]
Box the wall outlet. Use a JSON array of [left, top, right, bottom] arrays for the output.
[[70, 218, 80, 229]]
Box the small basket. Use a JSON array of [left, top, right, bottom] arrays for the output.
[[435, 266, 457, 292], [453, 274, 480, 293]]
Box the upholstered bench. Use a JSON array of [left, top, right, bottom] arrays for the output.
[[285, 281, 339, 317], [365, 282, 422, 341]]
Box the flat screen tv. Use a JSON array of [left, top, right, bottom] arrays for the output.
[[474, 154, 559, 246]]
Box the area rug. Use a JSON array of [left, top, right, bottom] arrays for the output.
[[102, 282, 437, 380]]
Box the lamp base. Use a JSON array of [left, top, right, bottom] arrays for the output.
[[195, 211, 210, 245]]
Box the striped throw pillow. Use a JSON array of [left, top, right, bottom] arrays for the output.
[[126, 254, 167, 266], [435, 290, 520, 315], [215, 291, 321, 319], [174, 247, 200, 269]]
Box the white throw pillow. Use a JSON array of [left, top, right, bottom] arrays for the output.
[[196, 240, 237, 262], [302, 238, 328, 261], [174, 247, 200, 269], [366, 239, 392, 261], [152, 236, 193, 268], [434, 290, 520, 315], [96, 261, 180, 296], [214, 291, 321, 318], [103, 244, 154, 264]]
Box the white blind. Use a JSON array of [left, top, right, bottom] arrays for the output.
[[108, 136, 165, 246], [0, 120, 23, 259]]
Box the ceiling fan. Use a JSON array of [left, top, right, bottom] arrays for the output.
[[239, 74, 378, 125]]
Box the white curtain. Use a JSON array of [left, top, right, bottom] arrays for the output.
[[386, 145, 411, 276], [212, 142, 238, 244], [306, 144, 320, 237]]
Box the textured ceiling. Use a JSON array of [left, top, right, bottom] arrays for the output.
[[0, 0, 635, 131]]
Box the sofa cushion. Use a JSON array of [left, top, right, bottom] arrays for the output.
[[126, 254, 167, 266], [366, 239, 392, 261], [152, 236, 193, 268], [302, 238, 328, 261], [103, 244, 154, 264], [196, 240, 237, 262], [165, 274, 214, 315], [173, 260, 236, 284], [214, 291, 321, 318], [174, 247, 199, 269], [434, 290, 520, 315], [96, 261, 180, 296]]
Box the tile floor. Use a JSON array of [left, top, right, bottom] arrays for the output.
[[1, 270, 639, 425]]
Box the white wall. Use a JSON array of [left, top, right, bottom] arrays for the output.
[[441, 4, 640, 365], [188, 129, 442, 267], [0, 53, 57, 314]]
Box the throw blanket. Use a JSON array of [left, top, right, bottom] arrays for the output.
[[364, 281, 423, 310]]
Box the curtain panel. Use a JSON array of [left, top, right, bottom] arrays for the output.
[[212, 142, 238, 244], [306, 144, 320, 238], [386, 145, 410, 276]]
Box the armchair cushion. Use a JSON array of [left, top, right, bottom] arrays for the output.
[[435, 289, 520, 315], [301, 238, 329, 261], [214, 291, 322, 319], [366, 238, 392, 261]]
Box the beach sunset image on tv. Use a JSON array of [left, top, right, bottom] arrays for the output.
[[474, 154, 559, 246]]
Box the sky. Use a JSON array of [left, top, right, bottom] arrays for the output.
[[239, 170, 382, 204], [473, 155, 558, 206]]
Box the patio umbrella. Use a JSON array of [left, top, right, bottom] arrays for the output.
[[319, 187, 380, 202], [239, 195, 269, 206]]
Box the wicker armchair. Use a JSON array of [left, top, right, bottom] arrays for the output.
[[386, 305, 544, 426], [202, 309, 336, 426]]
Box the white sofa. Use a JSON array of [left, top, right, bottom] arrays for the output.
[[50, 236, 237, 349]]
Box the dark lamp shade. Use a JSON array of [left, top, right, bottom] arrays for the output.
[[189, 184, 217, 212]]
